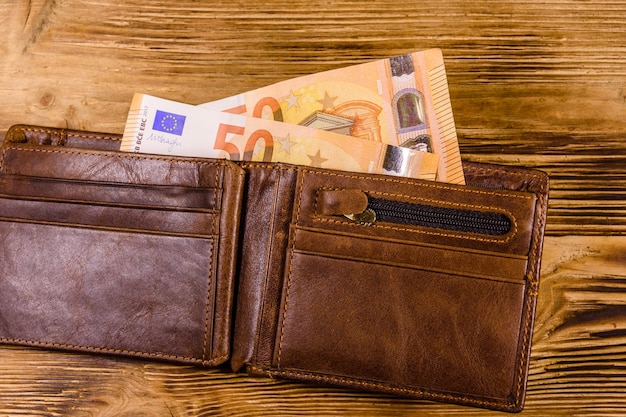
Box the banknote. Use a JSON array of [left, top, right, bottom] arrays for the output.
[[121, 93, 439, 181], [201, 48, 464, 184]]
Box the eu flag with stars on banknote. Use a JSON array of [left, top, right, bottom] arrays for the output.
[[153, 110, 186, 135]]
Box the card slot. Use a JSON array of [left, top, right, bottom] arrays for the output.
[[292, 227, 528, 284], [0, 197, 216, 237], [0, 144, 229, 189], [0, 220, 215, 363], [0, 174, 218, 211], [275, 250, 527, 401]]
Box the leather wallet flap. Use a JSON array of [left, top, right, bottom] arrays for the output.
[[0, 125, 246, 366]]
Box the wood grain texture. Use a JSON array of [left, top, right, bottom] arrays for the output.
[[0, 0, 625, 415]]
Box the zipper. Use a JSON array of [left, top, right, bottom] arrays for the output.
[[344, 197, 512, 236]]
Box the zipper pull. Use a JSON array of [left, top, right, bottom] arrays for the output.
[[344, 208, 376, 226], [318, 188, 376, 225]]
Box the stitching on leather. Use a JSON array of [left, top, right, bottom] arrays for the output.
[[0, 144, 229, 183], [243, 162, 543, 201], [202, 166, 223, 361], [370, 190, 518, 214], [313, 187, 519, 243], [514, 297, 532, 403], [512, 272, 540, 405], [512, 183, 548, 401], [275, 170, 303, 368], [211, 167, 221, 236], [249, 365, 513, 410], [206, 352, 230, 367], [242, 162, 545, 205], [202, 242, 214, 362], [252, 165, 291, 365], [1, 146, 224, 168], [0, 148, 7, 171], [299, 167, 537, 200], [11, 126, 122, 142], [529, 190, 548, 287], [1, 337, 204, 364], [68, 132, 122, 142]]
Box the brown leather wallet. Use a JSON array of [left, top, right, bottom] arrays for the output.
[[0, 124, 549, 412]]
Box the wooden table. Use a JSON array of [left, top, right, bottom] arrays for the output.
[[1, 0, 625, 415]]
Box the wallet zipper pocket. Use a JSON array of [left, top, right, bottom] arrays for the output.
[[345, 197, 512, 236]]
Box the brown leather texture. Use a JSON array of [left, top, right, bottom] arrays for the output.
[[0, 124, 549, 412], [0, 125, 246, 366], [235, 161, 549, 412]]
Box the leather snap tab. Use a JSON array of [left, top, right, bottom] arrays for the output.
[[318, 189, 369, 216]]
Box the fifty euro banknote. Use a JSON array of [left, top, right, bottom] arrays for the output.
[[201, 48, 464, 184], [121, 93, 439, 181]]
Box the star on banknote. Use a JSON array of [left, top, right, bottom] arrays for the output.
[[283, 90, 302, 110], [276, 134, 296, 155], [307, 150, 328, 168], [317, 91, 338, 110]]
